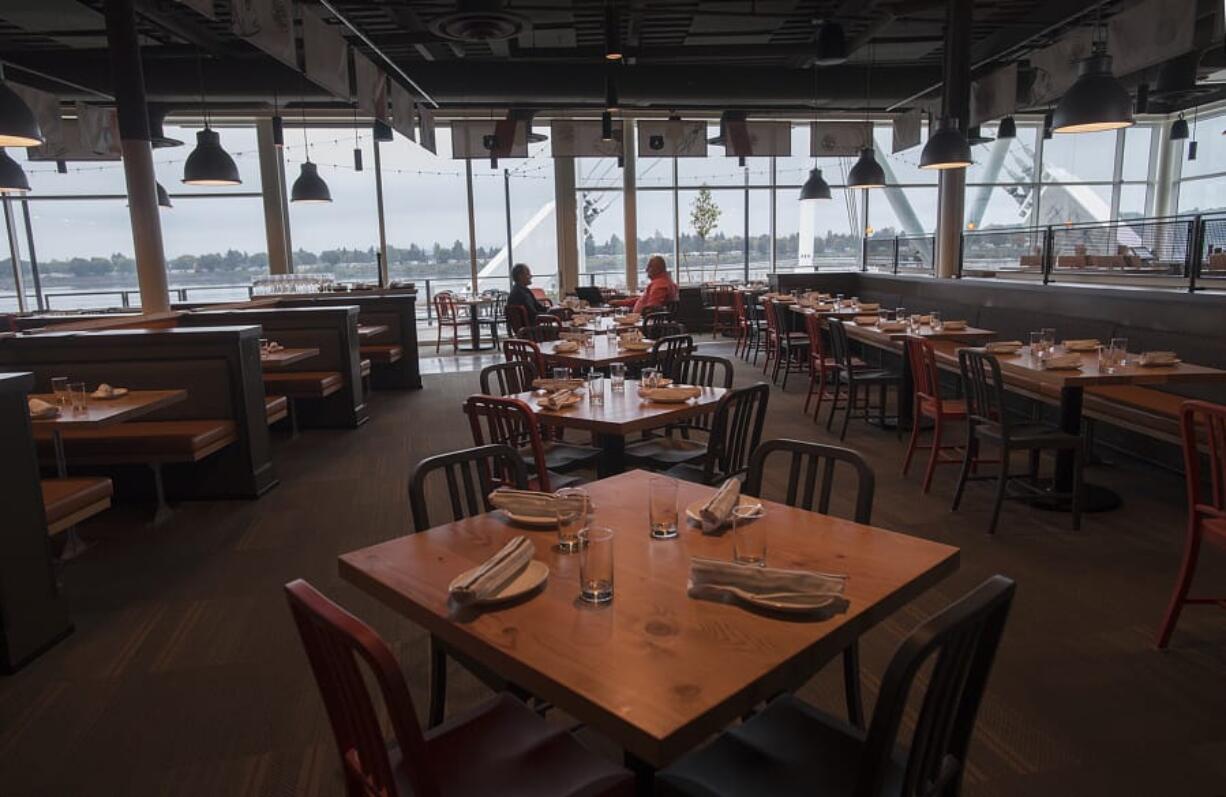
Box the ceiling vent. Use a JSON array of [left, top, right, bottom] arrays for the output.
[[429, 0, 527, 42]]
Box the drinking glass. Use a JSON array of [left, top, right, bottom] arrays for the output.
[[609, 362, 626, 392], [552, 366, 571, 381], [732, 504, 767, 566], [1110, 337, 1129, 368], [583, 333, 596, 350], [909, 313, 922, 332], [578, 526, 614, 603], [1029, 331, 1045, 357], [649, 477, 679, 539], [51, 376, 70, 406], [895, 307, 906, 322], [555, 487, 590, 553], [930, 311, 942, 331], [69, 382, 88, 413], [1041, 328, 1056, 353], [642, 367, 660, 389], [835, 293, 845, 306], [587, 371, 605, 406]]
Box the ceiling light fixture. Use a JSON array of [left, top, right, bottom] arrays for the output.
[[1051, 11, 1134, 134], [352, 107, 363, 171], [814, 21, 847, 66], [372, 119, 394, 142], [848, 43, 884, 189], [183, 52, 241, 185], [996, 116, 1017, 139], [601, 110, 614, 141], [920, 116, 972, 170], [799, 167, 832, 201], [291, 102, 331, 203], [604, 1, 622, 61], [604, 71, 619, 113], [271, 89, 284, 147], [1170, 114, 1189, 141], [0, 148, 31, 193], [156, 182, 172, 209], [0, 66, 43, 147]]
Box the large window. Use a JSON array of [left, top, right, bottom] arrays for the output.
[[576, 156, 624, 288], [1176, 109, 1226, 215]]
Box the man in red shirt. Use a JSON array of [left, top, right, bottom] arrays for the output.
[[632, 255, 680, 314]]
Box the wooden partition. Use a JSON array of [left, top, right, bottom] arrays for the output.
[[0, 372, 72, 671], [277, 293, 421, 389], [180, 307, 369, 428], [0, 327, 276, 498]]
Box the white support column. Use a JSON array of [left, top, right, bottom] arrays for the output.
[[554, 156, 579, 294], [373, 140, 389, 287], [465, 159, 478, 291], [622, 122, 637, 292], [935, 171, 966, 278], [256, 118, 292, 275], [2, 197, 26, 312]]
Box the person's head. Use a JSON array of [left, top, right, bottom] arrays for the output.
[[646, 256, 667, 280], [511, 263, 532, 286]]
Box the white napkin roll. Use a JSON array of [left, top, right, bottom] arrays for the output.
[[28, 397, 57, 416], [488, 488, 558, 517], [688, 557, 847, 600], [450, 536, 535, 605], [700, 478, 741, 534]]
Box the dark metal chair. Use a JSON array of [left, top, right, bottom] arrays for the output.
[[744, 438, 875, 728], [644, 315, 685, 341], [763, 299, 809, 389], [662, 382, 770, 485], [951, 348, 1083, 535], [506, 302, 530, 336], [479, 360, 537, 397], [825, 318, 901, 441], [657, 576, 1016, 797], [503, 338, 546, 378], [518, 324, 561, 343], [625, 352, 735, 470], [651, 334, 696, 381], [464, 394, 593, 491], [677, 352, 735, 391]]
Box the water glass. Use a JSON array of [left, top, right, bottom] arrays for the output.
[[555, 487, 590, 553], [1110, 337, 1129, 368], [930, 311, 942, 331], [51, 376, 70, 406], [583, 333, 596, 350], [578, 526, 615, 603], [587, 372, 605, 406], [895, 307, 906, 322], [552, 366, 571, 381], [1041, 328, 1056, 353], [69, 382, 88, 413], [610, 362, 626, 392], [835, 293, 845, 306], [732, 504, 767, 566], [909, 313, 922, 332], [1029, 331, 1046, 357], [649, 477, 679, 539], [642, 368, 660, 389]]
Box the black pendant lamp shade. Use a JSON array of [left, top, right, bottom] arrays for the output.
[[847, 147, 885, 189], [272, 115, 285, 147], [291, 161, 331, 203], [814, 22, 847, 66], [604, 2, 622, 61], [183, 128, 241, 185], [1052, 47, 1134, 134], [601, 111, 614, 141], [148, 107, 183, 149], [919, 117, 972, 170], [996, 116, 1017, 139], [0, 82, 43, 147], [799, 167, 832, 201], [1170, 115, 1189, 141], [605, 74, 619, 113], [0, 148, 31, 192], [156, 182, 172, 209]]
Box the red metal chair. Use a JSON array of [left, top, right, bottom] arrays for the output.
[[536, 313, 563, 329], [801, 312, 864, 422], [731, 290, 749, 358], [761, 299, 809, 389], [1156, 400, 1226, 648], [505, 302, 530, 336], [285, 580, 632, 797], [901, 336, 968, 493], [503, 338, 546, 379], [464, 394, 582, 491], [709, 285, 737, 340], [433, 291, 465, 353]]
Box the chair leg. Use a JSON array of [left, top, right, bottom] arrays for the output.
[[1156, 518, 1204, 649], [813, 366, 829, 423], [952, 431, 975, 511], [842, 642, 865, 729], [987, 447, 1010, 535], [902, 402, 922, 476], [921, 411, 943, 494], [780, 348, 793, 390], [839, 382, 855, 441], [435, 322, 442, 353], [428, 637, 448, 728], [826, 371, 841, 432], [803, 366, 817, 414], [1070, 444, 1083, 532]]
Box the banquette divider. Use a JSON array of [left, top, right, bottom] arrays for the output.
[[0, 326, 277, 499]]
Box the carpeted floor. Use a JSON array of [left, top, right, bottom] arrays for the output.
[[1, 340, 1224, 796]]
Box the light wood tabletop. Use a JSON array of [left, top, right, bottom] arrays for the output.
[[338, 470, 960, 768], [842, 320, 996, 346], [259, 347, 320, 369], [538, 336, 654, 368], [512, 379, 726, 436], [28, 388, 187, 428]]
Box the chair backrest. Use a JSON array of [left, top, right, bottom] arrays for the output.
[[742, 295, 762, 326], [652, 334, 695, 380], [1181, 399, 1226, 519], [743, 439, 875, 524], [518, 324, 560, 342], [434, 292, 458, 323], [826, 318, 854, 370], [480, 360, 537, 396], [547, 307, 573, 322], [463, 393, 552, 490], [957, 348, 1008, 432], [803, 311, 827, 362], [904, 336, 941, 403], [712, 285, 734, 309], [408, 443, 529, 532], [537, 313, 563, 327], [855, 575, 1016, 797], [645, 318, 686, 340], [762, 299, 779, 336], [701, 382, 770, 482], [506, 303, 530, 335], [732, 291, 747, 322], [677, 353, 734, 389], [503, 338, 545, 376], [285, 579, 434, 797]]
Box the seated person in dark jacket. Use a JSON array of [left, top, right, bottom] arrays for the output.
[[507, 262, 550, 327]]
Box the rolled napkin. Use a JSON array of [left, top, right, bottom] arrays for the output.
[[688, 556, 847, 604], [856, 302, 880, 312], [1041, 353, 1083, 370], [28, 397, 58, 418], [641, 385, 703, 402], [449, 536, 535, 605], [877, 321, 907, 332], [537, 388, 580, 410], [941, 320, 967, 330], [985, 340, 1023, 354], [91, 382, 122, 399], [1139, 351, 1179, 367], [1062, 338, 1100, 352], [700, 478, 742, 534], [532, 377, 585, 392], [853, 315, 880, 326], [489, 487, 558, 517], [261, 340, 284, 353], [553, 340, 580, 353]]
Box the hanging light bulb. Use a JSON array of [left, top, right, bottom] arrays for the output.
[[183, 52, 240, 185], [156, 182, 173, 209], [0, 78, 43, 147], [1170, 114, 1189, 141], [604, 1, 623, 61], [996, 116, 1017, 139], [1052, 42, 1134, 133], [0, 148, 31, 192], [799, 167, 831, 201], [919, 117, 972, 170], [848, 148, 885, 189]]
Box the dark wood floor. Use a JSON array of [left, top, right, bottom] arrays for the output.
[[2, 341, 1225, 796]]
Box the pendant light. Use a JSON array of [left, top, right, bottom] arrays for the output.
[[1051, 11, 1133, 134], [0, 148, 31, 193], [814, 21, 847, 66], [799, 168, 832, 201], [1043, 110, 1053, 140], [0, 66, 43, 147], [601, 111, 614, 141], [291, 106, 332, 203], [920, 116, 972, 170], [848, 43, 884, 189], [604, 1, 622, 61], [1188, 106, 1199, 161], [996, 116, 1017, 139], [183, 52, 241, 185], [352, 107, 363, 171], [1170, 114, 1189, 141], [156, 182, 173, 209], [271, 89, 284, 148]]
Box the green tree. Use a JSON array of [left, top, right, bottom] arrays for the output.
[[688, 185, 721, 281]]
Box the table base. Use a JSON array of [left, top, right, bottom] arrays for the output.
[[1029, 481, 1122, 514], [596, 433, 625, 477]]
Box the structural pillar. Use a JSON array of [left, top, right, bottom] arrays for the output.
[[553, 156, 579, 294], [373, 139, 389, 287], [2, 198, 26, 312], [934, 0, 972, 279], [256, 118, 293, 275], [104, 0, 169, 313], [622, 123, 638, 292], [465, 159, 479, 291]]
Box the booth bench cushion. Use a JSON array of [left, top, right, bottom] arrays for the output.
[[34, 420, 238, 462], [360, 343, 403, 363], [262, 371, 343, 398], [265, 394, 288, 425], [41, 477, 113, 533]]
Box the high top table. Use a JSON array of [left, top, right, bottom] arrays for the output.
[[338, 470, 960, 781]]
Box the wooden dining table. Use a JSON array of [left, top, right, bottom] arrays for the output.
[[511, 379, 726, 475], [356, 323, 391, 340], [538, 335, 654, 371], [259, 346, 320, 369], [450, 297, 497, 352], [338, 470, 960, 778]]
